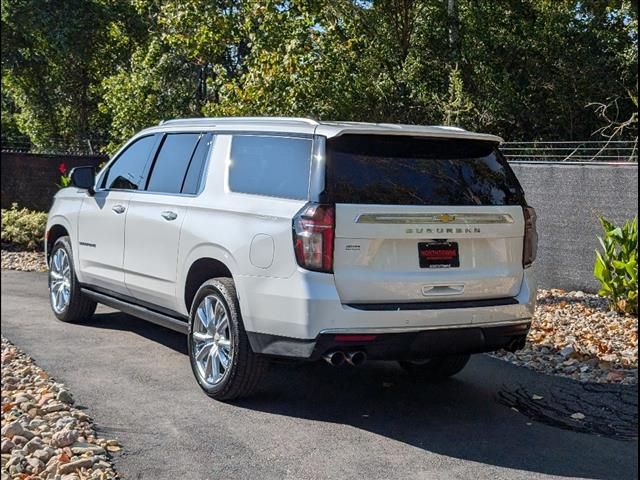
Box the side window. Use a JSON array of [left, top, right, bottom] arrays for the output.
[[228, 135, 312, 199], [146, 133, 200, 194], [182, 133, 214, 195], [103, 135, 156, 190]]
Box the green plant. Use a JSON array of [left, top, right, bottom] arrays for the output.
[[1, 203, 48, 250], [57, 162, 71, 188], [594, 216, 638, 315]]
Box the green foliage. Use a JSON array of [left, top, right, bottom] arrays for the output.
[[1, 0, 138, 147], [1, 203, 48, 251], [436, 65, 474, 127], [594, 216, 638, 315], [58, 175, 71, 188], [2, 0, 639, 146]]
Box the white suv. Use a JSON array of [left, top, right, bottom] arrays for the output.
[[46, 117, 537, 400]]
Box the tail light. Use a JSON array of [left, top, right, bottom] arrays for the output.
[[293, 203, 335, 273], [523, 206, 538, 268]]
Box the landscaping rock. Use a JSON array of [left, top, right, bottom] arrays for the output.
[[1, 336, 119, 479], [24, 436, 45, 453], [1, 421, 25, 439], [0, 439, 15, 454], [0, 250, 47, 272], [57, 457, 94, 474], [56, 390, 74, 405], [490, 289, 638, 384], [50, 429, 78, 448]]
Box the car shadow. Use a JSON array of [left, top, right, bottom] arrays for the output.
[[85, 310, 637, 480], [83, 310, 189, 354]]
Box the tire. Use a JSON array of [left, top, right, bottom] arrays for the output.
[[187, 278, 269, 401], [48, 236, 97, 323], [399, 354, 470, 380]]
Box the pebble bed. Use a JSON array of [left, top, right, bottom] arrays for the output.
[[490, 289, 638, 385], [1, 337, 120, 479], [1, 251, 47, 273]]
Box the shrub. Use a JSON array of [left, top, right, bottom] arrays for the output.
[[1, 203, 48, 250], [594, 216, 638, 315]]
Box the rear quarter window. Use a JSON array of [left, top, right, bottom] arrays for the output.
[[228, 135, 312, 200], [323, 135, 525, 206]]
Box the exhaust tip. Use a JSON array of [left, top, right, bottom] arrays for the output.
[[323, 351, 346, 367], [346, 351, 367, 367]]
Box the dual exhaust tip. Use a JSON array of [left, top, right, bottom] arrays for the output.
[[323, 350, 366, 367]]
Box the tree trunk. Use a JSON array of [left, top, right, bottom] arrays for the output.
[[447, 0, 460, 63]]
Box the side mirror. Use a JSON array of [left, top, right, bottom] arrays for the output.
[[69, 166, 96, 195]]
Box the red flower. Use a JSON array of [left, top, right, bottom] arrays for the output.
[[58, 163, 67, 174]]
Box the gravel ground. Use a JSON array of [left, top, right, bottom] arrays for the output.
[[1, 250, 46, 273], [491, 289, 638, 385], [2, 251, 637, 385], [1, 337, 120, 479]]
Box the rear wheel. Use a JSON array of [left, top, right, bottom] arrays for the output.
[[48, 236, 96, 323], [399, 354, 470, 380], [187, 278, 269, 400]]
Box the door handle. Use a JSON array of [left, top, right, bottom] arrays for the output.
[[112, 204, 126, 214], [421, 284, 465, 296], [161, 211, 178, 221]]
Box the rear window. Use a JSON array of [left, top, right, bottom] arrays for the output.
[[323, 135, 525, 206], [229, 135, 312, 200]]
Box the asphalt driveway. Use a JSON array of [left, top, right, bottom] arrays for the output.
[[1, 270, 638, 480]]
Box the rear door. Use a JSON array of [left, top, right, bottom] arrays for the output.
[[123, 132, 213, 312], [324, 134, 527, 306]]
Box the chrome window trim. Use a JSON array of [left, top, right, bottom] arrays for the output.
[[355, 213, 515, 225]]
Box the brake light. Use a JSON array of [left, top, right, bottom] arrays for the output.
[[523, 206, 538, 268], [293, 203, 335, 273]]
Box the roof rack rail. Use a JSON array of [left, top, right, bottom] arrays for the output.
[[158, 117, 319, 127], [430, 125, 467, 132]]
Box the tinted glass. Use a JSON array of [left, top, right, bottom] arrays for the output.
[[104, 135, 156, 190], [229, 135, 312, 199], [182, 133, 214, 194], [324, 135, 525, 206], [147, 133, 201, 194]]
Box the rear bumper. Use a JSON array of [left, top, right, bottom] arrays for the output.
[[237, 267, 536, 343], [247, 320, 531, 360]]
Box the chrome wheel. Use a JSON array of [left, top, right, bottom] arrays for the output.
[[191, 294, 233, 387], [49, 248, 71, 314]]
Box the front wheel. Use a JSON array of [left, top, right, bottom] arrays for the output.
[[187, 278, 269, 400], [48, 236, 96, 323], [399, 354, 470, 380]]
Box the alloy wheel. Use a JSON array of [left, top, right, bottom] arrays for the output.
[[49, 249, 71, 314], [191, 294, 233, 386]]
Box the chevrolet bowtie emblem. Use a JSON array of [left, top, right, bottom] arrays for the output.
[[436, 214, 456, 223]]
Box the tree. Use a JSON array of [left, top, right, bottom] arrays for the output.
[[1, 0, 637, 147], [1, 0, 136, 147]]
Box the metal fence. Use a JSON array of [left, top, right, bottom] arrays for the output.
[[2, 137, 638, 162], [0, 137, 111, 156], [501, 140, 638, 163]]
